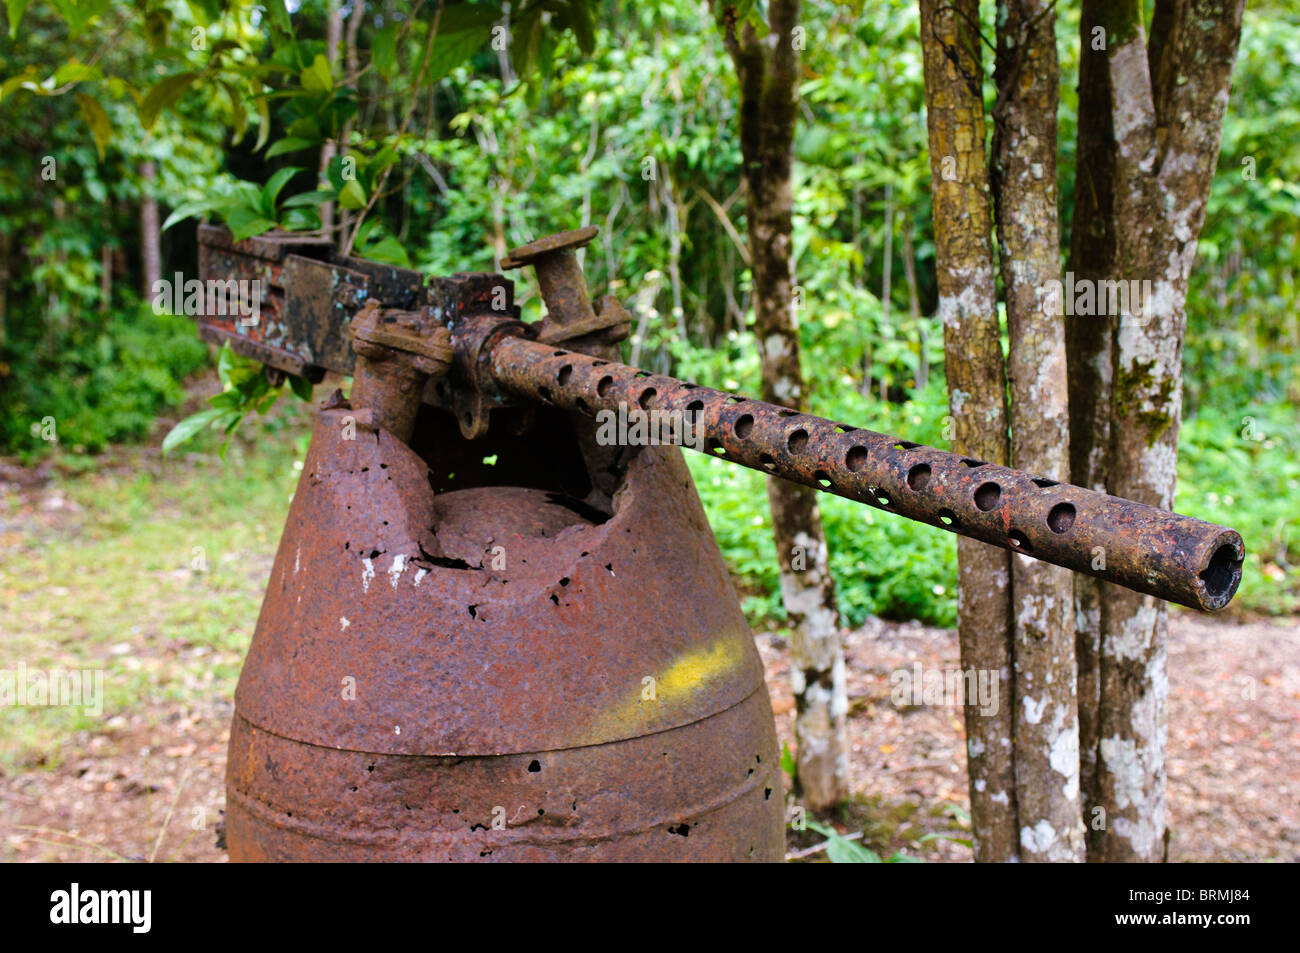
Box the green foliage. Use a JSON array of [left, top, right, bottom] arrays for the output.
[[162, 342, 314, 457], [0, 304, 208, 456], [804, 820, 920, 863], [2, 0, 1296, 626]]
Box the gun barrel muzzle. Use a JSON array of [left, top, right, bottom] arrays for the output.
[[487, 333, 1244, 612]]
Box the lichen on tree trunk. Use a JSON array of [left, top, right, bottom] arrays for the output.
[[919, 0, 1018, 862], [992, 0, 1084, 863], [1070, 0, 1245, 862]]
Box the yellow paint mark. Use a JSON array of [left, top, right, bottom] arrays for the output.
[[597, 636, 746, 733]]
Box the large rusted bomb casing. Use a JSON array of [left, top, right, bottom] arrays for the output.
[[225, 404, 785, 861]]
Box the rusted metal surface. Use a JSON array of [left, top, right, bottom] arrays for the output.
[[196, 224, 508, 383], [484, 333, 1244, 612], [226, 402, 784, 860], [348, 301, 453, 443], [211, 223, 1244, 864]]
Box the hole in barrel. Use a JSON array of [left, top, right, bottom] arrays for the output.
[[707, 438, 727, 456], [1032, 477, 1059, 488], [907, 463, 931, 490], [974, 482, 1002, 511], [1008, 530, 1032, 551], [539, 386, 553, 403], [894, 441, 919, 450], [788, 429, 809, 453], [597, 376, 614, 397], [815, 470, 833, 489], [1047, 502, 1076, 534], [734, 414, 755, 438], [639, 388, 656, 409], [846, 446, 868, 471], [938, 508, 958, 527], [874, 490, 893, 507], [760, 453, 776, 471], [1199, 543, 1242, 601], [962, 459, 987, 468], [557, 365, 573, 385]]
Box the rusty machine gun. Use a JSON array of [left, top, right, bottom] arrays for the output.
[[196, 224, 1243, 862]]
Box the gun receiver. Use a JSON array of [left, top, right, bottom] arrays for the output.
[[196, 225, 1244, 612]]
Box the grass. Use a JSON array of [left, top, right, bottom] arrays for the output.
[[0, 409, 310, 773]]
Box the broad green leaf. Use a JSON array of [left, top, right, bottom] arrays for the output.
[[51, 0, 108, 36], [139, 71, 200, 130], [161, 198, 217, 232], [361, 235, 410, 267], [225, 207, 278, 241], [162, 407, 222, 455], [567, 0, 596, 55], [5, 0, 29, 39], [265, 136, 315, 158], [74, 93, 112, 159], [779, 741, 796, 778], [372, 23, 399, 79], [437, 2, 502, 33], [144, 7, 171, 50], [338, 178, 367, 210], [300, 53, 332, 92], [53, 59, 100, 86], [280, 189, 335, 209], [261, 166, 303, 216], [265, 0, 291, 35], [425, 25, 493, 85], [288, 374, 314, 401]]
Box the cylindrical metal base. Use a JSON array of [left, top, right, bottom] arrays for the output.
[[225, 407, 785, 861]]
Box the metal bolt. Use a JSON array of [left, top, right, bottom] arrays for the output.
[[499, 226, 599, 331]]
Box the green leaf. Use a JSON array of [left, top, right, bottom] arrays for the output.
[[75, 93, 112, 159], [144, 7, 172, 50], [372, 22, 399, 79], [253, 89, 271, 151], [162, 407, 222, 455], [261, 166, 303, 216], [438, 2, 502, 34], [265, 136, 315, 158], [300, 52, 332, 92], [5, 0, 29, 39], [360, 235, 410, 267], [511, 7, 542, 80], [51, 0, 108, 36], [280, 189, 335, 209], [265, 0, 291, 35], [425, 25, 493, 86], [161, 198, 217, 232], [779, 741, 796, 779], [566, 0, 596, 55], [338, 178, 367, 210], [225, 207, 278, 241], [288, 374, 314, 401], [139, 71, 200, 131]]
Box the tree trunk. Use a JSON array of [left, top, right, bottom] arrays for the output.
[[918, 0, 1018, 862], [992, 0, 1083, 862], [139, 161, 161, 299], [319, 0, 345, 239], [723, 0, 848, 811], [1070, 0, 1245, 862]]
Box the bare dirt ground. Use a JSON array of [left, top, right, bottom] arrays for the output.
[[2, 461, 1296, 862], [3, 612, 1294, 863]]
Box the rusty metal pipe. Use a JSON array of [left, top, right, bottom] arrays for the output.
[[485, 333, 1244, 612]]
